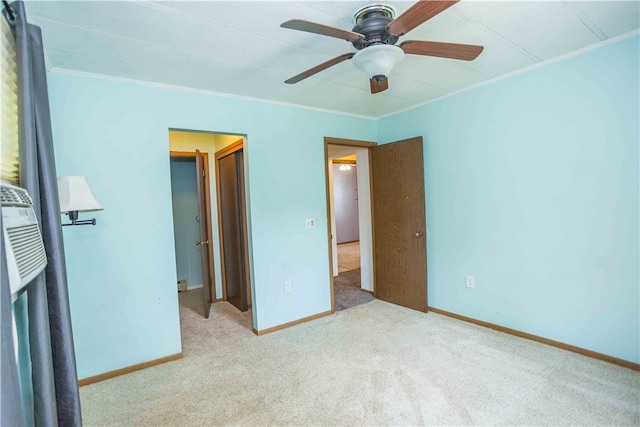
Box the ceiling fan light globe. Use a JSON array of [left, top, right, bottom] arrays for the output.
[[352, 44, 404, 80]]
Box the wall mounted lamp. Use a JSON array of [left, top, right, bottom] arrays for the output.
[[338, 164, 353, 171], [57, 176, 103, 226], [352, 44, 404, 82]]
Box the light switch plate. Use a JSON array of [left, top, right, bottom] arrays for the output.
[[466, 275, 475, 289]]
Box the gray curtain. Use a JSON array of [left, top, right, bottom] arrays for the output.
[[1, 1, 82, 425]]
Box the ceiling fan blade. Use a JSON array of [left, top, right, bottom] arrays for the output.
[[370, 78, 389, 94], [285, 53, 355, 84], [387, 0, 459, 36], [400, 40, 484, 60], [281, 19, 364, 42]]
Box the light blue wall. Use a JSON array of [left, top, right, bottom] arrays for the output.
[[49, 35, 638, 379], [169, 158, 202, 288], [377, 35, 640, 363], [48, 72, 376, 379]]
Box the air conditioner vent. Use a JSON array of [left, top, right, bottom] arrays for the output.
[[7, 224, 47, 280], [1, 185, 32, 207], [2, 182, 47, 298]]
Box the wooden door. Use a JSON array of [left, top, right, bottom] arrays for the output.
[[195, 150, 212, 318], [371, 137, 427, 312], [218, 150, 249, 312]]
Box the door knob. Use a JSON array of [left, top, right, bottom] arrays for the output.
[[415, 232, 424, 237], [196, 240, 209, 246]]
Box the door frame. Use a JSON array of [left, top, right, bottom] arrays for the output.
[[214, 139, 252, 308], [324, 137, 377, 312], [169, 150, 216, 301]]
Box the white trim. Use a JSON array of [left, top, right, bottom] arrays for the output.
[[376, 29, 640, 120], [186, 284, 203, 291], [47, 67, 376, 121]]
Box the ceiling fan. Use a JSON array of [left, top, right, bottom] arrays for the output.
[[281, 0, 484, 94]]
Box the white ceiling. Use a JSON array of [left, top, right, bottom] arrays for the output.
[[25, 1, 640, 118]]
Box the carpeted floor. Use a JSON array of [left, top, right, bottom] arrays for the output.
[[79, 292, 640, 426], [337, 241, 360, 272], [334, 268, 375, 311]]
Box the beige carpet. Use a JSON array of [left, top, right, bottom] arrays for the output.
[[337, 241, 360, 272], [80, 290, 640, 426]]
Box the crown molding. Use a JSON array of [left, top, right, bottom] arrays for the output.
[[47, 67, 377, 121]]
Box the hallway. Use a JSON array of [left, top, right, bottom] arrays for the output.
[[337, 241, 360, 272]]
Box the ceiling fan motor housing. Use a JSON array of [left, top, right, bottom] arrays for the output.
[[352, 4, 399, 50]]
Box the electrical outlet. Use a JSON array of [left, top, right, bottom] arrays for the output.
[[284, 280, 292, 293], [465, 275, 475, 289], [305, 218, 316, 229]]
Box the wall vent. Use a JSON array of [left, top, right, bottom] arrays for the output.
[[1, 183, 47, 299]]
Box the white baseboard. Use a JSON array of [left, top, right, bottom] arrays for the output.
[[186, 284, 203, 291]]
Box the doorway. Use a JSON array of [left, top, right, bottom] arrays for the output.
[[326, 138, 376, 312], [325, 136, 429, 314], [333, 158, 361, 273], [168, 129, 254, 329], [332, 156, 375, 311], [169, 151, 214, 318]]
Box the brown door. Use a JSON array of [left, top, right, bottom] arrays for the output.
[[195, 150, 212, 318], [371, 137, 427, 312], [218, 150, 250, 312]]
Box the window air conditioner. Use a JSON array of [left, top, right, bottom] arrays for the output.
[[1, 182, 47, 300]]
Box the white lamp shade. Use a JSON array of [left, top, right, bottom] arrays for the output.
[[352, 44, 404, 79], [57, 176, 103, 213]]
